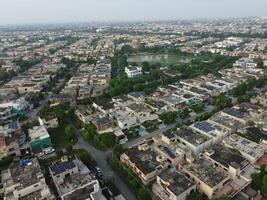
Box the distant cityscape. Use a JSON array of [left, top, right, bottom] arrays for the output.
[[0, 17, 267, 200]]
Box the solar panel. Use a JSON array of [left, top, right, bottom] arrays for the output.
[[50, 161, 76, 175], [194, 121, 214, 132], [223, 108, 245, 119], [163, 130, 174, 139]]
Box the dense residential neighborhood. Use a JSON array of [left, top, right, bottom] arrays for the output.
[[1, 16, 267, 200]]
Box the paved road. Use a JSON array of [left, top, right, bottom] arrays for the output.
[[74, 134, 136, 200], [123, 123, 177, 149]]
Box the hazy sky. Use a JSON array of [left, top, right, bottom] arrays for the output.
[[0, 0, 266, 25]]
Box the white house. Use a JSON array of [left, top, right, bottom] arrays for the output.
[[125, 65, 142, 78]]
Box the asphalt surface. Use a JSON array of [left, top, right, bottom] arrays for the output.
[[74, 134, 136, 200]]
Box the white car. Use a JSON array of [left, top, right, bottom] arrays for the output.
[[44, 148, 55, 155]]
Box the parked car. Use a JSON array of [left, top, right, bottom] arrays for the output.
[[44, 147, 55, 155]]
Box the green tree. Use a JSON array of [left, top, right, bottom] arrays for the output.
[[82, 124, 96, 141], [212, 94, 232, 110], [65, 125, 76, 143], [137, 187, 151, 200], [65, 143, 73, 153], [99, 133, 115, 148], [191, 103, 205, 113], [251, 172, 264, 190], [160, 111, 178, 124], [112, 144, 124, 158], [262, 175, 267, 196]]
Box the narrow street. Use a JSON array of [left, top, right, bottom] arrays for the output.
[[74, 134, 136, 200]]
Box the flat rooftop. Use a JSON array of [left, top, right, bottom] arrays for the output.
[[3, 158, 44, 190], [158, 170, 195, 196], [223, 134, 265, 159], [221, 108, 246, 120], [127, 103, 150, 113], [175, 127, 210, 146], [205, 144, 249, 169], [124, 146, 163, 174], [208, 114, 244, 131], [182, 157, 229, 188]]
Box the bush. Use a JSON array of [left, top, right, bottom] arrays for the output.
[[74, 149, 96, 167]]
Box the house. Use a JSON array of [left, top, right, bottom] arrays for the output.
[[93, 98, 114, 115], [190, 120, 229, 143], [174, 127, 213, 156], [0, 121, 26, 159], [0, 107, 14, 123], [91, 116, 113, 133], [223, 134, 265, 164], [159, 95, 186, 110], [49, 155, 105, 200], [152, 170, 196, 200], [126, 103, 159, 124], [2, 158, 54, 200], [0, 97, 29, 111], [28, 125, 52, 153], [151, 131, 191, 166], [113, 109, 138, 130], [75, 106, 95, 124], [125, 65, 142, 78], [179, 157, 230, 199], [233, 58, 257, 68], [113, 129, 128, 144], [204, 144, 250, 178], [120, 143, 169, 184], [220, 107, 248, 124], [208, 114, 245, 133], [39, 113, 59, 129]]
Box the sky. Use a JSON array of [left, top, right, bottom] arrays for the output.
[[0, 0, 266, 25]]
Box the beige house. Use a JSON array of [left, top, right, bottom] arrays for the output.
[[2, 158, 54, 200]]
